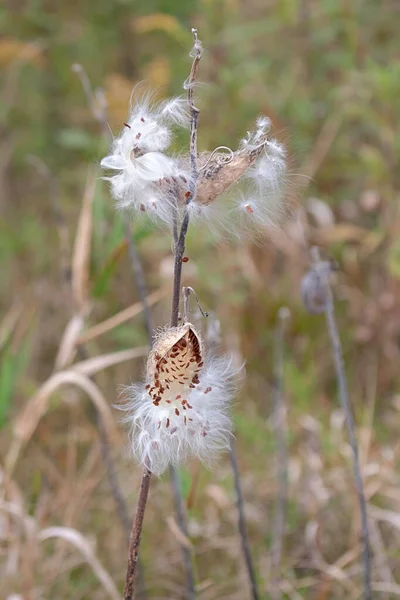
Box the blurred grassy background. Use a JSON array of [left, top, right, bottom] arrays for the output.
[[1, 1, 400, 598]]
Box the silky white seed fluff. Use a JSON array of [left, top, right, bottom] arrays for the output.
[[101, 94, 191, 223], [190, 124, 289, 238], [234, 193, 283, 233], [256, 115, 272, 132], [189, 37, 204, 59], [159, 97, 190, 127], [266, 137, 286, 158], [120, 337, 241, 476]]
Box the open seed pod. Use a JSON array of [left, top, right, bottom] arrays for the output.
[[146, 323, 204, 410], [194, 138, 267, 205]]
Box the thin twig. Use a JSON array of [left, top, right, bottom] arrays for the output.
[[270, 307, 289, 600], [124, 219, 153, 344], [169, 466, 196, 600], [170, 211, 190, 327], [72, 63, 111, 142], [187, 28, 201, 182], [311, 248, 372, 600], [96, 411, 131, 535], [229, 439, 259, 600], [170, 28, 202, 328], [123, 466, 152, 600], [125, 220, 197, 598], [183, 286, 209, 322]]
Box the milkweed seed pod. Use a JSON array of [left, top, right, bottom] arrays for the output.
[[123, 322, 240, 475], [101, 87, 291, 236], [176, 117, 289, 235]]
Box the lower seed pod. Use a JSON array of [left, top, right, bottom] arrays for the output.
[[122, 322, 241, 475]]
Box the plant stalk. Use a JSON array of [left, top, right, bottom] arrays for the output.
[[229, 439, 259, 600], [311, 249, 372, 600], [123, 467, 152, 600], [323, 279, 372, 600]]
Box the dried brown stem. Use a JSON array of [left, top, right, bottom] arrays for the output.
[[170, 29, 202, 327], [123, 467, 152, 600], [311, 248, 372, 600], [169, 466, 196, 599], [187, 28, 202, 182], [270, 308, 289, 600], [170, 211, 190, 327], [229, 439, 259, 600]]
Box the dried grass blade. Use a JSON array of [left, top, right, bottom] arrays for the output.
[[7, 371, 117, 474], [71, 170, 96, 311], [166, 515, 193, 550], [369, 506, 400, 531], [371, 583, 400, 597], [0, 302, 24, 351], [38, 526, 120, 600], [53, 314, 85, 371], [73, 347, 147, 376], [77, 288, 165, 345]]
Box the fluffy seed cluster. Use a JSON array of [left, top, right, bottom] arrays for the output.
[[122, 323, 239, 475], [194, 116, 288, 236], [101, 95, 191, 224], [101, 88, 290, 237]]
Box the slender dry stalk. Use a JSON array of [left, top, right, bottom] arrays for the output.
[[229, 438, 259, 600], [305, 248, 372, 600], [170, 28, 202, 328], [270, 307, 289, 600], [124, 220, 153, 345], [123, 466, 152, 600], [203, 305, 259, 599], [123, 29, 202, 600], [169, 465, 196, 600]]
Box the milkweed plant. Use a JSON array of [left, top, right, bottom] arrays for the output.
[[101, 29, 292, 600]]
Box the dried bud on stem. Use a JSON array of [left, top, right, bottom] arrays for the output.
[[300, 260, 334, 314]]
